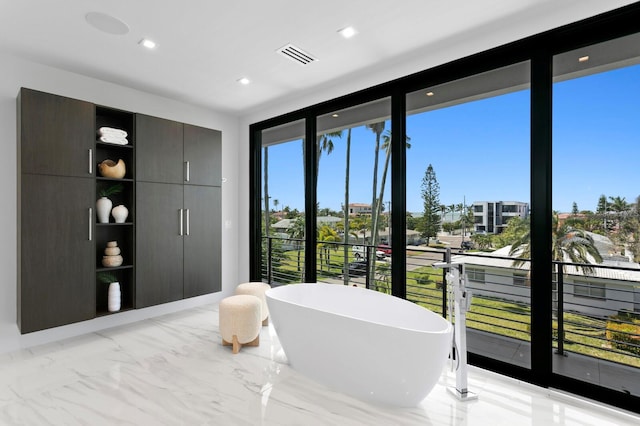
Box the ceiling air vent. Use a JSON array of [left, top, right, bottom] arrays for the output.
[[277, 43, 318, 66]]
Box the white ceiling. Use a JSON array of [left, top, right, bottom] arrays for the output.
[[0, 0, 637, 115]]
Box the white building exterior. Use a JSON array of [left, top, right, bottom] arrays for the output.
[[473, 201, 529, 234], [453, 245, 640, 318]]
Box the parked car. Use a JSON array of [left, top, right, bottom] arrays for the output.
[[342, 261, 368, 277], [352, 245, 385, 260], [461, 241, 473, 250], [377, 244, 392, 256]]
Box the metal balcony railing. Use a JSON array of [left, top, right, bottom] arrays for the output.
[[261, 236, 640, 369]]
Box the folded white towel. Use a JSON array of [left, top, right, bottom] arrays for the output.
[[98, 127, 128, 138], [99, 135, 129, 145]]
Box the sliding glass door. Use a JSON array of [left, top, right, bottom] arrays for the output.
[[552, 33, 640, 395], [406, 62, 532, 369]]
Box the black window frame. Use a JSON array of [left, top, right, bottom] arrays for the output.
[[249, 3, 640, 414]]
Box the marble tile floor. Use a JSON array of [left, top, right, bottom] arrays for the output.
[[1, 304, 639, 426]]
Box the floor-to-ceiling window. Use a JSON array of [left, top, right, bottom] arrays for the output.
[[406, 62, 532, 369], [552, 33, 640, 395], [259, 120, 306, 283], [249, 4, 640, 413], [315, 99, 392, 290]]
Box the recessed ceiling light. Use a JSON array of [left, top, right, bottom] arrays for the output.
[[426, 92, 434, 97], [139, 38, 157, 49], [578, 55, 589, 62], [85, 12, 129, 35], [332, 113, 339, 118], [338, 26, 358, 39], [237, 77, 251, 85]]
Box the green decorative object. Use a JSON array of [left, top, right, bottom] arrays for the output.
[[98, 183, 123, 197]]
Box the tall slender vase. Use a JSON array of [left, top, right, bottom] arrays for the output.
[[108, 282, 121, 312], [96, 197, 112, 223]]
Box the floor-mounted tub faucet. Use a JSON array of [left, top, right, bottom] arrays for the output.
[[435, 248, 478, 401]]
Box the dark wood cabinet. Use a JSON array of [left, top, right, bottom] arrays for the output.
[[135, 182, 184, 308], [135, 115, 222, 307], [184, 186, 221, 297], [19, 174, 95, 333], [183, 124, 222, 186], [18, 88, 221, 333], [19, 88, 94, 178], [136, 114, 183, 184]]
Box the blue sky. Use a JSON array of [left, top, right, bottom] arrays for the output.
[[264, 64, 640, 214]]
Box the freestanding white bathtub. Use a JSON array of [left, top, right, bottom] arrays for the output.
[[265, 283, 453, 406]]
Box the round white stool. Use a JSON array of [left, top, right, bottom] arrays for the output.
[[235, 282, 272, 326], [219, 295, 261, 354]]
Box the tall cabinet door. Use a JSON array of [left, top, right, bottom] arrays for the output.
[[19, 174, 95, 333], [136, 182, 184, 308], [184, 186, 221, 297], [136, 114, 183, 184], [183, 124, 221, 186], [19, 88, 94, 178]]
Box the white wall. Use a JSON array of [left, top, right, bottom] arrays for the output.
[[1, 52, 241, 353]]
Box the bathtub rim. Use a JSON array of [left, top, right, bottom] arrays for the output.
[[266, 282, 453, 336]]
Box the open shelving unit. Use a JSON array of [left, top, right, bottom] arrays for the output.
[[94, 106, 135, 315]]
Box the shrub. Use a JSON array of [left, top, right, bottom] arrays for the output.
[[606, 315, 640, 356]]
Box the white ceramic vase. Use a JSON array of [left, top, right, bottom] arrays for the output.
[[111, 205, 129, 223], [96, 197, 112, 223], [108, 282, 121, 312]]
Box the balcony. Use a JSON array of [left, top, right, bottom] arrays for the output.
[[261, 236, 640, 396]]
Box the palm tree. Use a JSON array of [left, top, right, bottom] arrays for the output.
[[509, 214, 603, 277], [263, 147, 270, 238], [300, 131, 342, 215], [365, 122, 386, 282], [373, 129, 411, 236], [375, 262, 391, 294], [287, 216, 306, 279], [608, 195, 629, 227], [350, 215, 370, 244], [317, 225, 340, 271], [342, 128, 352, 286], [448, 204, 456, 223], [439, 204, 447, 226], [273, 198, 279, 212]]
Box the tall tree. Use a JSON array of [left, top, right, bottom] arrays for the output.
[[287, 216, 306, 280], [303, 132, 342, 199], [371, 129, 411, 249], [366, 122, 385, 242], [273, 198, 279, 212], [263, 147, 270, 238], [419, 164, 441, 245], [571, 202, 579, 216], [342, 128, 352, 286], [597, 194, 608, 214], [448, 204, 456, 222]]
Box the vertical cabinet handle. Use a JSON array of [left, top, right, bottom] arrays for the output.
[[185, 161, 190, 182], [88, 208, 93, 241], [88, 149, 93, 175], [186, 209, 190, 236], [179, 209, 184, 236]]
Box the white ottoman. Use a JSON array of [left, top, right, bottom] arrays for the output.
[[219, 295, 261, 354], [235, 282, 272, 326]]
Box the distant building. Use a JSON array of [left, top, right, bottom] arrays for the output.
[[472, 201, 529, 234], [348, 203, 372, 215]]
